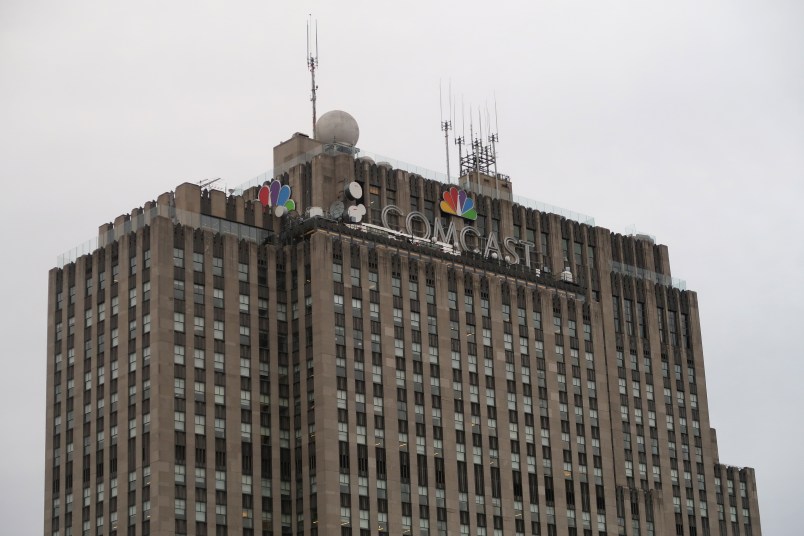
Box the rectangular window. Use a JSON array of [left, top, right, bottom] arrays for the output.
[[212, 257, 223, 276], [636, 302, 646, 338], [612, 299, 621, 333], [540, 232, 550, 268], [680, 313, 690, 348], [174, 248, 184, 268], [624, 299, 634, 336], [668, 311, 678, 346]]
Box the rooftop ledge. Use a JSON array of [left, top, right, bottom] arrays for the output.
[[235, 144, 597, 226], [56, 201, 686, 292]]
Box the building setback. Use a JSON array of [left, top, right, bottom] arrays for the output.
[[45, 113, 761, 536]]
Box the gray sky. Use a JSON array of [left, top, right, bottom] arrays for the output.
[[1, 1, 802, 534]]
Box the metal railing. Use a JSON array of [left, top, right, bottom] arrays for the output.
[[610, 260, 686, 290]]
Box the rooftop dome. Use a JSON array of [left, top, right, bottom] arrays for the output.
[[315, 110, 359, 146]]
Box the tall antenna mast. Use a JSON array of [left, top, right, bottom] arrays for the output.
[[489, 96, 500, 179], [440, 81, 453, 183], [307, 16, 319, 138]]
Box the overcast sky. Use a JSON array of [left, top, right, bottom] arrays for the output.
[[1, 1, 802, 534]]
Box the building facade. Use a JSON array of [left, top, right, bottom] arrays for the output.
[[45, 117, 761, 536]]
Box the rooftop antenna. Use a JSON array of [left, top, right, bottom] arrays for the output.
[[456, 95, 501, 181], [455, 95, 466, 178], [198, 178, 221, 189], [307, 16, 319, 138], [454, 137, 464, 181], [478, 108, 486, 180], [439, 81, 453, 183], [489, 96, 500, 179], [469, 106, 479, 173]]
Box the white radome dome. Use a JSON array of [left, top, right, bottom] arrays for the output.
[[316, 110, 359, 146]]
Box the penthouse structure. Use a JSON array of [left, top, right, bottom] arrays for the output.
[[45, 110, 761, 536]]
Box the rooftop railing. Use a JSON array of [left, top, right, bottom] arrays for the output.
[[610, 260, 686, 290]]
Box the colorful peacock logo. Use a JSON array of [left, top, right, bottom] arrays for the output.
[[258, 180, 296, 217], [440, 186, 477, 221]]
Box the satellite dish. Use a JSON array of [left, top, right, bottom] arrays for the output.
[[347, 204, 367, 223], [345, 181, 363, 201], [330, 200, 345, 219]]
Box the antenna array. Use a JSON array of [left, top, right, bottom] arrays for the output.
[[441, 89, 503, 179], [459, 101, 500, 177]]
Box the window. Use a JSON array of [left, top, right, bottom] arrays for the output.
[[195, 415, 206, 434], [624, 299, 634, 336], [194, 349, 205, 369], [174, 345, 186, 364], [174, 248, 184, 268], [657, 307, 666, 343], [668, 311, 678, 346], [612, 299, 621, 333], [174, 313, 185, 332], [174, 411, 185, 431], [195, 501, 206, 522], [175, 378, 185, 398]]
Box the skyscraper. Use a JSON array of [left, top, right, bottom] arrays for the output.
[[45, 111, 761, 536]]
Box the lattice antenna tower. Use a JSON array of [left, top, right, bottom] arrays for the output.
[[307, 16, 319, 138], [459, 101, 498, 177]]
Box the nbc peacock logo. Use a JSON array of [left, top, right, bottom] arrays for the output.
[[440, 186, 477, 221], [258, 180, 296, 217]]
